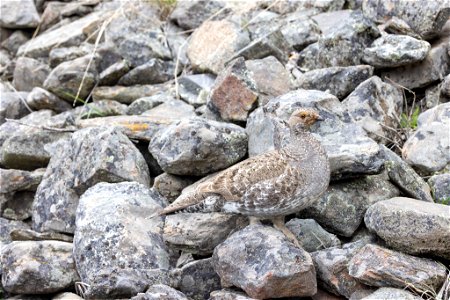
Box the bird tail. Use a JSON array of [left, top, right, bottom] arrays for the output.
[[158, 189, 206, 216]]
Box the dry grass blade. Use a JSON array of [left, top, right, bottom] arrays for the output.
[[6, 82, 34, 113]]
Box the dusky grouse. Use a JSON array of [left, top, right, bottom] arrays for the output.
[[158, 108, 330, 246]]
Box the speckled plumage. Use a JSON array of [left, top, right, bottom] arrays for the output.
[[160, 108, 331, 220]]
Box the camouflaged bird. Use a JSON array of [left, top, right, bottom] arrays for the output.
[[159, 108, 330, 246]]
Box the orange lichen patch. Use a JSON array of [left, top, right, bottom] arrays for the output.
[[121, 123, 150, 132]]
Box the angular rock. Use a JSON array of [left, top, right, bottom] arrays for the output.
[[18, 11, 108, 57], [246, 89, 384, 179], [361, 287, 421, 300], [149, 117, 247, 176], [170, 0, 226, 30], [0, 168, 45, 194], [381, 17, 422, 39], [311, 10, 352, 35], [348, 244, 447, 290], [428, 174, 450, 204], [142, 99, 195, 120], [0, 217, 29, 244], [363, 34, 430, 68], [380, 27, 450, 89], [172, 258, 221, 300], [0, 92, 30, 125], [312, 241, 372, 298], [0, 0, 40, 28], [1, 130, 69, 170], [213, 224, 317, 299], [48, 44, 94, 68], [299, 173, 399, 237], [1, 191, 34, 221], [163, 213, 246, 255], [362, 0, 450, 39], [131, 284, 188, 300], [178, 74, 216, 107], [26, 87, 72, 113], [98, 60, 130, 86], [245, 56, 291, 105], [153, 173, 196, 202], [188, 19, 250, 74], [74, 182, 169, 299], [53, 292, 84, 300], [33, 127, 150, 233], [13, 57, 51, 92], [79, 100, 127, 119], [105, 2, 171, 67], [209, 289, 255, 300], [286, 218, 341, 252], [1, 241, 79, 294], [43, 55, 98, 103], [298, 11, 380, 70], [365, 197, 450, 259], [441, 74, 450, 98], [208, 57, 258, 121], [417, 102, 450, 126], [10, 228, 73, 243], [126, 95, 168, 115], [118, 59, 177, 86], [280, 17, 321, 51], [92, 84, 169, 104], [382, 145, 434, 202], [296, 65, 374, 99], [1, 30, 30, 55], [342, 76, 403, 144]]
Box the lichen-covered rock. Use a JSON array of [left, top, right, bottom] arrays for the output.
[[0, 92, 30, 125], [26, 87, 72, 113], [1, 241, 79, 294], [213, 224, 317, 299], [149, 117, 247, 176], [381, 17, 423, 39], [153, 173, 195, 201], [428, 173, 450, 204], [131, 284, 188, 300], [98, 60, 130, 86], [286, 219, 341, 252], [172, 258, 221, 300], [1, 191, 34, 221], [48, 44, 94, 68], [0, 0, 40, 29], [207, 57, 258, 122], [298, 11, 379, 70], [177, 74, 216, 107], [296, 65, 373, 99], [118, 59, 177, 86], [74, 182, 169, 299], [170, 0, 226, 30], [246, 89, 384, 179], [126, 95, 169, 115], [348, 244, 447, 290], [382, 145, 434, 202], [417, 102, 450, 126], [362, 0, 450, 39], [9, 228, 73, 243], [188, 20, 250, 74], [0, 217, 29, 244], [365, 197, 450, 259], [362, 34, 430, 67], [299, 173, 399, 237], [33, 127, 150, 233], [43, 55, 98, 102], [361, 287, 421, 300], [163, 213, 246, 255], [210, 289, 255, 299], [79, 100, 127, 119], [142, 99, 195, 120], [312, 241, 372, 298], [0, 168, 45, 194], [280, 17, 321, 51], [342, 76, 403, 144], [441, 74, 450, 98], [92, 84, 169, 104], [13, 57, 51, 92]]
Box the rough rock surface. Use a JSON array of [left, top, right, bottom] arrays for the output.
[[361, 287, 421, 300], [362, 34, 430, 67], [428, 173, 450, 204], [0, 168, 44, 194], [26, 87, 72, 113], [13, 57, 51, 92], [0, 217, 30, 245], [365, 197, 450, 259], [0, 92, 30, 125], [209, 289, 256, 300], [163, 213, 246, 255], [1, 241, 79, 294], [0, 0, 40, 29], [74, 182, 169, 299], [286, 219, 341, 252], [170, 0, 226, 30], [177, 74, 216, 107], [33, 127, 150, 233], [153, 173, 195, 201], [118, 59, 177, 86], [296, 65, 373, 99], [348, 244, 447, 290], [149, 117, 247, 176], [213, 224, 317, 299], [131, 284, 188, 300]]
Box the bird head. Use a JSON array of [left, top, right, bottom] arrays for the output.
[[287, 108, 323, 130]]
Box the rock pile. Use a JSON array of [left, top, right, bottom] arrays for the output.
[[1, 0, 449, 299]]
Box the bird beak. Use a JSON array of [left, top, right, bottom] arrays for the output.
[[317, 115, 324, 121]]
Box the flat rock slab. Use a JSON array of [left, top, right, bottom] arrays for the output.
[[32, 126, 150, 233], [213, 224, 317, 299], [1, 241, 79, 294], [149, 117, 247, 176], [0, 168, 45, 194], [363, 34, 430, 67], [74, 182, 169, 299], [361, 287, 421, 300], [131, 284, 188, 300], [210, 289, 256, 299], [365, 197, 450, 259], [92, 84, 170, 104], [348, 244, 447, 291], [163, 212, 246, 255]]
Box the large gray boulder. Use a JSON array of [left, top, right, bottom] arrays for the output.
[[32, 127, 150, 233], [213, 224, 317, 299], [0, 0, 40, 28], [1, 241, 79, 294], [365, 197, 450, 259], [74, 182, 170, 299]]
